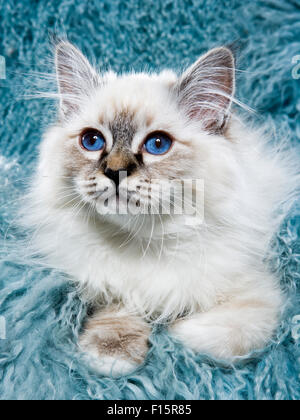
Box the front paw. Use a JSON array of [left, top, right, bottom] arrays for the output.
[[79, 307, 150, 377], [169, 302, 278, 363], [170, 318, 237, 362]]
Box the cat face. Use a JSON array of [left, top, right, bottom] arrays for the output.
[[39, 42, 235, 228]]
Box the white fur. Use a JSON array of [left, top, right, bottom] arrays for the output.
[[79, 344, 138, 378], [24, 43, 299, 366]]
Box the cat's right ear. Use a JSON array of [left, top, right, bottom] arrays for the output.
[[55, 41, 100, 119]]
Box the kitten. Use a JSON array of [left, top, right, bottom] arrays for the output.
[[25, 41, 297, 377]]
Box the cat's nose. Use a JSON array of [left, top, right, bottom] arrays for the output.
[[104, 168, 127, 189]]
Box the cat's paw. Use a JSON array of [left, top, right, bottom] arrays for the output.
[[79, 307, 150, 377], [169, 300, 278, 363], [169, 318, 237, 362], [80, 352, 139, 377]]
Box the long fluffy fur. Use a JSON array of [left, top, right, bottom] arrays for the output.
[[21, 42, 299, 373]]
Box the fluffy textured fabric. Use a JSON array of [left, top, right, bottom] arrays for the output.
[[0, 0, 299, 400]]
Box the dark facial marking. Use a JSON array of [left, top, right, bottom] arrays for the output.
[[109, 111, 137, 148], [100, 111, 141, 176]]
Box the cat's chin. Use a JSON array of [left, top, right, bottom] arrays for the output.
[[97, 212, 190, 245], [99, 212, 154, 236]]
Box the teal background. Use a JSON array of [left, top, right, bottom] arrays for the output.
[[0, 0, 299, 400]]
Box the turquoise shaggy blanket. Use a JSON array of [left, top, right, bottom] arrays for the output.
[[0, 0, 299, 400]]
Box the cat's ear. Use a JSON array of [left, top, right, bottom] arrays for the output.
[[55, 41, 100, 118], [175, 47, 235, 134]]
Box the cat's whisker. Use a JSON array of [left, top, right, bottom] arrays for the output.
[[141, 213, 156, 259], [119, 213, 146, 249]]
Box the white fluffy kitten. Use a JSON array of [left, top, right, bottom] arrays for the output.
[[26, 41, 296, 376]]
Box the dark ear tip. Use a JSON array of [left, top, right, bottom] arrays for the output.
[[212, 46, 235, 65], [225, 40, 244, 62], [55, 40, 68, 52], [55, 40, 76, 58], [198, 46, 235, 71], [55, 42, 66, 61]]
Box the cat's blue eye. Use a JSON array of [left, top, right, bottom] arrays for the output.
[[81, 130, 105, 151], [144, 133, 173, 155]]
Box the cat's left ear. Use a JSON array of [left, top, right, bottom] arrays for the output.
[[55, 41, 100, 118], [175, 47, 235, 134]]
